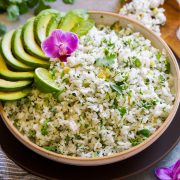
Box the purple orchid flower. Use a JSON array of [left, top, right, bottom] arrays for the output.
[[41, 29, 78, 62], [155, 159, 180, 180]]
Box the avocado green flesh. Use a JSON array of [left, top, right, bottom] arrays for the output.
[[12, 28, 50, 68], [71, 18, 95, 37], [34, 13, 58, 45], [0, 88, 31, 101], [0, 30, 33, 71], [0, 79, 32, 91], [38, 9, 59, 16], [22, 18, 48, 60], [59, 12, 82, 31], [0, 55, 34, 80], [59, 10, 88, 31], [46, 13, 65, 37]]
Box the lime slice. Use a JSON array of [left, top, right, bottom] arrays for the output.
[[34, 68, 61, 93]]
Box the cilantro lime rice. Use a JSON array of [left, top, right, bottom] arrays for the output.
[[4, 25, 175, 158]]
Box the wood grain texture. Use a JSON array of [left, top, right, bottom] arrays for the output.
[[161, 0, 180, 58]]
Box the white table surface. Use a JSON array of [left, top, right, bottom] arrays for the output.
[[0, 0, 179, 179]]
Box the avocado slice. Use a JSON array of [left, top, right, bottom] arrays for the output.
[[71, 18, 95, 37], [34, 11, 58, 45], [46, 13, 65, 37], [0, 55, 34, 80], [0, 30, 34, 71], [38, 9, 59, 16], [22, 18, 48, 60], [0, 79, 32, 91], [59, 10, 89, 31], [0, 88, 31, 101], [12, 28, 50, 68]]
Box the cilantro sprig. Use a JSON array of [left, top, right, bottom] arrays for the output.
[[0, 0, 56, 22]]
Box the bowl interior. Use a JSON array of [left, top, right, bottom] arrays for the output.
[[90, 12, 179, 94], [0, 11, 180, 166]]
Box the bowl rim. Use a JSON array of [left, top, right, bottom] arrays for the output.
[[1, 10, 180, 166]]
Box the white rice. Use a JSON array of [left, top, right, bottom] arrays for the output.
[[119, 0, 166, 35], [4, 25, 175, 158]]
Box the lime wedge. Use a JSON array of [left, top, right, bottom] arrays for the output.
[[34, 68, 61, 93]]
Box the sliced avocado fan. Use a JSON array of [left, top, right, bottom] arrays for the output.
[[46, 13, 65, 37], [0, 9, 95, 101], [0, 55, 34, 80], [0, 88, 31, 101], [12, 28, 50, 68], [34, 11, 58, 45], [22, 18, 48, 60], [59, 10, 89, 32], [0, 79, 32, 91], [0, 30, 34, 71]]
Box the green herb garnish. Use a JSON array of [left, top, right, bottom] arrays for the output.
[[134, 57, 142, 67], [137, 129, 151, 137], [141, 99, 157, 109], [158, 74, 165, 84], [0, 0, 56, 21], [41, 119, 51, 136], [95, 48, 117, 67], [63, 0, 74, 4], [165, 60, 170, 74], [118, 107, 127, 117], [43, 146, 57, 152], [156, 51, 161, 60], [111, 83, 128, 94], [129, 137, 141, 146]]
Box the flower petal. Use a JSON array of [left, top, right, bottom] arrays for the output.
[[60, 31, 78, 54], [172, 160, 180, 180], [41, 29, 78, 62], [155, 167, 172, 180], [51, 29, 63, 44], [41, 35, 60, 58]]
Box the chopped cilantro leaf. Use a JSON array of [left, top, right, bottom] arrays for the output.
[[41, 119, 51, 136], [118, 107, 127, 117], [165, 60, 170, 74], [95, 49, 117, 67], [156, 51, 161, 60], [111, 83, 127, 94], [134, 57, 142, 67], [28, 129, 36, 138], [137, 129, 151, 137], [129, 137, 141, 146], [141, 99, 157, 109], [158, 74, 165, 84], [111, 84, 123, 94], [43, 146, 57, 152]]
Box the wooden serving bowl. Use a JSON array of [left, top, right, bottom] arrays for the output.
[[1, 11, 180, 166]]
